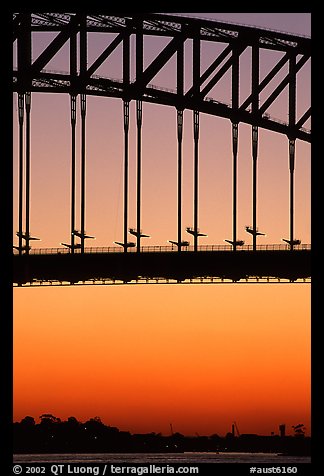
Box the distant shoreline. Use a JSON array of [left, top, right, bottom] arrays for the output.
[[14, 417, 311, 457]]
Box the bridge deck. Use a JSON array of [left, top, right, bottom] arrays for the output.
[[13, 246, 311, 286]]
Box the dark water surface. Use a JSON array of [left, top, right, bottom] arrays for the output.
[[14, 452, 311, 464]]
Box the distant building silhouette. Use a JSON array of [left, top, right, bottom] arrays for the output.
[[13, 415, 311, 456], [279, 424, 286, 438]]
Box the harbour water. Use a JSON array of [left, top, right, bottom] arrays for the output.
[[14, 452, 311, 464]]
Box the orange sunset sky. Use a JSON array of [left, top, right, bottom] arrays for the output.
[[13, 12, 311, 437]]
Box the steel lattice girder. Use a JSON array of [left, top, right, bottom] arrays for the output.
[[13, 12, 311, 142]]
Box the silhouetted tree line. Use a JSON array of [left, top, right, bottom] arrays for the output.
[[13, 415, 310, 455]]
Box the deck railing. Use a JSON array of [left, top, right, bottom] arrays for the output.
[[13, 243, 311, 255]]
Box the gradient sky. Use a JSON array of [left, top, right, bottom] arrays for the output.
[[13, 12, 311, 437]]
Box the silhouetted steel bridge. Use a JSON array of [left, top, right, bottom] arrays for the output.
[[12, 13, 311, 286]]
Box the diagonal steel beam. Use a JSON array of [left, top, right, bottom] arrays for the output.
[[295, 107, 311, 130], [259, 53, 310, 116], [86, 32, 126, 78], [129, 34, 186, 95], [185, 44, 232, 99], [239, 52, 290, 111], [198, 44, 247, 99], [30, 14, 81, 75]]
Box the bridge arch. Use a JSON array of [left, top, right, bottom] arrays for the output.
[[13, 13, 311, 141], [12, 13, 311, 265]]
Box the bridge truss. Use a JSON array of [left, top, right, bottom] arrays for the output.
[[12, 13, 311, 285]]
